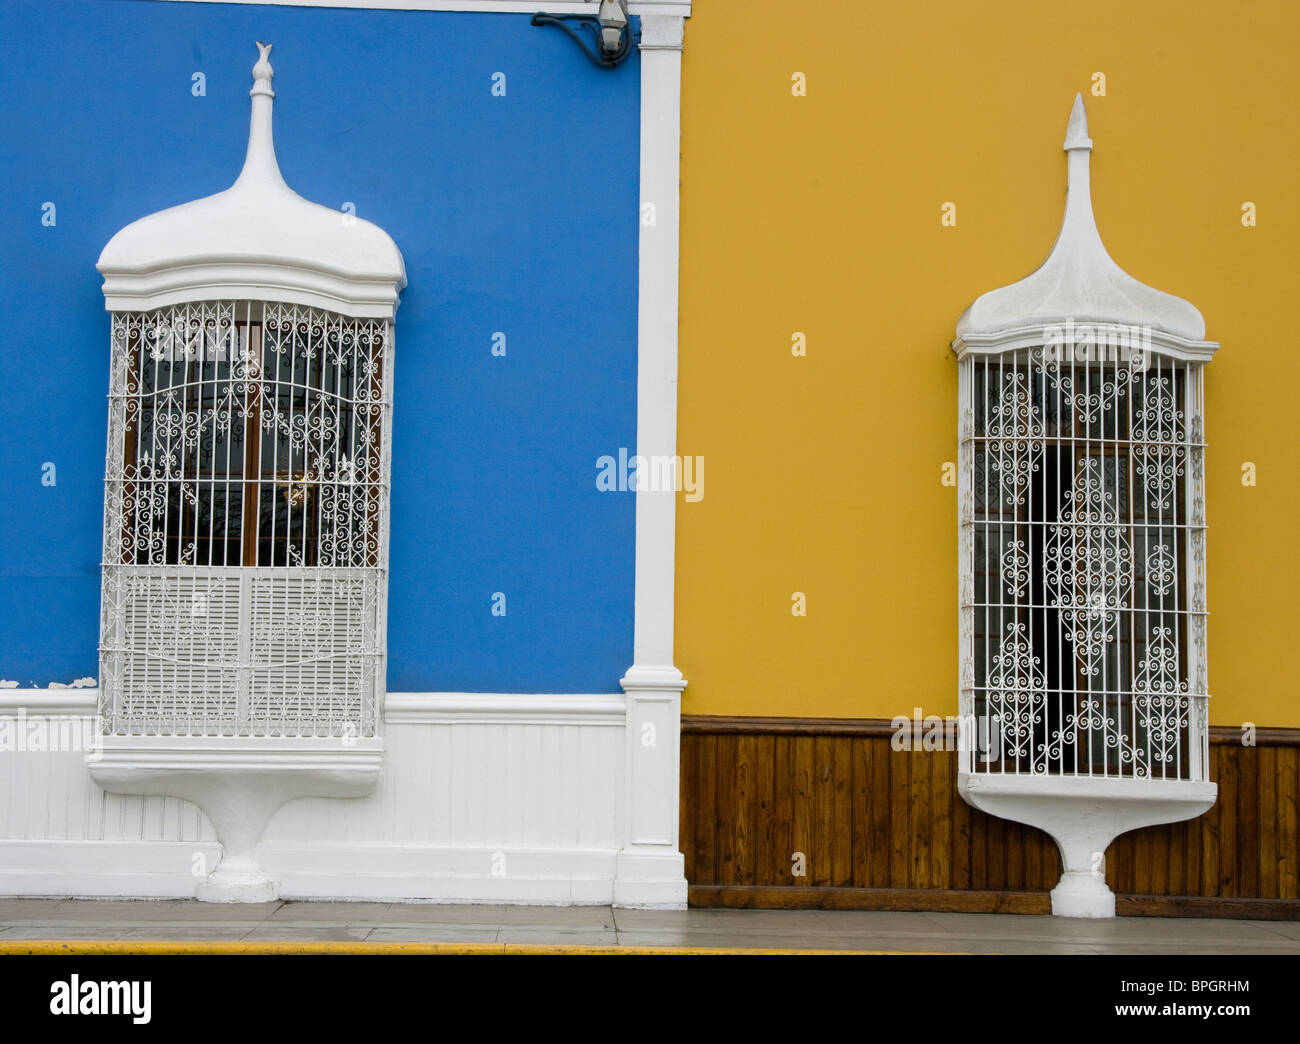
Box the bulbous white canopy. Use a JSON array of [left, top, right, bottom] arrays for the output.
[[955, 94, 1215, 359], [98, 43, 406, 319]]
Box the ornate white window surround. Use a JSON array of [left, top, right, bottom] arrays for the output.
[[91, 43, 406, 902], [952, 95, 1219, 918]]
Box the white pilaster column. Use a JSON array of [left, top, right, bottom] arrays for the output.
[[615, 11, 688, 909]]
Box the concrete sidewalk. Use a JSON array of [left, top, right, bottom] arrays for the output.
[[2, 899, 1298, 953]]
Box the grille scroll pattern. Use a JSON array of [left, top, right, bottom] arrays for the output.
[[99, 301, 392, 739], [958, 342, 1209, 781]]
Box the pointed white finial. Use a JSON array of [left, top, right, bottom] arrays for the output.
[[953, 88, 1209, 346], [1063, 92, 1092, 151], [236, 41, 284, 187], [252, 41, 274, 98], [98, 40, 407, 316]]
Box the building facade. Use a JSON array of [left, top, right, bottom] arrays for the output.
[[674, 0, 1298, 918], [0, 0, 1295, 917]]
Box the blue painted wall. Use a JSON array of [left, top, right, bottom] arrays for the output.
[[0, 0, 639, 691]]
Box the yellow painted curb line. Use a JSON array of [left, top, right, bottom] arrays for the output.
[[0, 940, 940, 956]]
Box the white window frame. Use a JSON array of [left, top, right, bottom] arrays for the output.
[[89, 42, 405, 903], [951, 94, 1219, 918]]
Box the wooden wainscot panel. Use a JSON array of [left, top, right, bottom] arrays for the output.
[[681, 716, 1300, 919]]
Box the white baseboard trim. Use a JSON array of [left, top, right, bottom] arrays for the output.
[[0, 840, 624, 905], [612, 849, 687, 909], [383, 692, 625, 726], [264, 843, 619, 904], [0, 840, 217, 899]]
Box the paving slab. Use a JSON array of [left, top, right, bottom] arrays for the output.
[[268, 902, 392, 922], [496, 927, 619, 946], [362, 926, 500, 944], [349, 903, 513, 925], [240, 924, 373, 942], [497, 905, 616, 929]]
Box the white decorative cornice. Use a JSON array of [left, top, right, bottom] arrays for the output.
[[98, 43, 406, 319], [956, 322, 1219, 363], [954, 94, 1217, 360], [620, 664, 686, 694]]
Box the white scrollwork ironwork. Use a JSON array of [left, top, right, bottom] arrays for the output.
[[959, 350, 1210, 782], [985, 370, 1044, 506], [1132, 375, 1185, 511], [1046, 698, 1142, 775], [1059, 367, 1130, 427], [99, 301, 392, 739], [1045, 457, 1132, 677], [1145, 541, 1176, 597], [1001, 538, 1030, 599], [985, 622, 1046, 766], [1133, 626, 1191, 769]]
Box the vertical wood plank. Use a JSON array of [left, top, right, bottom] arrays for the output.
[[932, 748, 953, 889], [772, 735, 793, 886], [1200, 754, 1221, 897], [693, 732, 717, 886], [792, 736, 813, 885], [985, 802, 1006, 890], [851, 736, 872, 887], [1005, 819, 1025, 891], [1183, 808, 1202, 896], [715, 732, 737, 884], [1150, 824, 1170, 896], [970, 801, 988, 891], [1238, 739, 1259, 898], [1219, 743, 1239, 897], [1042, 832, 1062, 890], [750, 733, 775, 887], [950, 761, 972, 890], [870, 736, 891, 887], [829, 737, 853, 886], [1108, 833, 1130, 895], [889, 741, 910, 888], [810, 736, 833, 886], [1133, 816, 1153, 894], [1166, 816, 1185, 895], [1258, 745, 1277, 898], [909, 748, 931, 890], [1022, 820, 1040, 891], [1278, 747, 1298, 899], [733, 733, 756, 886]]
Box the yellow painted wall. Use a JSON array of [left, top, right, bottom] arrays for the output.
[[674, 0, 1300, 726]]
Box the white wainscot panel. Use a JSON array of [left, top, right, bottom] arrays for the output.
[[0, 693, 625, 903]]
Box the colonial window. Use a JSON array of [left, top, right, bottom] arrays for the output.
[[952, 95, 1218, 918], [91, 43, 405, 903], [961, 346, 1206, 780], [101, 302, 391, 738]]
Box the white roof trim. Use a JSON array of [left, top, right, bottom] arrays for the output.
[[954, 94, 1216, 360], [98, 43, 406, 319], [153, 1, 691, 13]]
